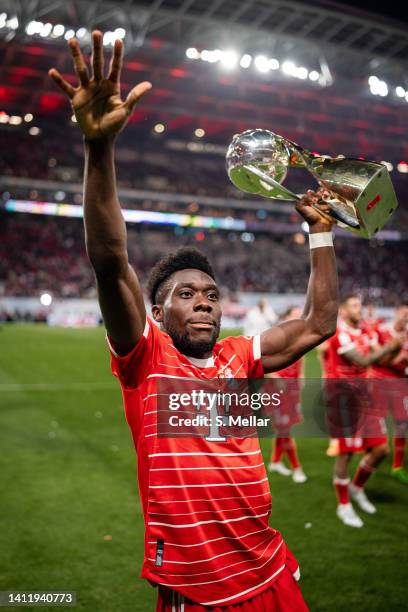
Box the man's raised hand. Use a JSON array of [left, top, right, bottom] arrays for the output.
[[48, 30, 151, 140], [296, 188, 334, 231]]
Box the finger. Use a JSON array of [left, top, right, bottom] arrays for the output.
[[125, 81, 152, 113], [311, 205, 333, 224], [69, 38, 90, 86], [299, 192, 317, 206], [316, 204, 332, 215], [48, 68, 76, 98], [108, 39, 124, 83], [91, 30, 104, 81]]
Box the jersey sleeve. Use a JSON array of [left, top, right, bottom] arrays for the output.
[[106, 318, 161, 389]]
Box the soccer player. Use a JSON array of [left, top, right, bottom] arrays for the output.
[[267, 306, 308, 483], [371, 304, 408, 483], [50, 31, 338, 611], [361, 302, 382, 338], [326, 295, 402, 528], [243, 298, 277, 336]]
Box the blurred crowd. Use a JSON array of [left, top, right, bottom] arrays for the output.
[[0, 213, 406, 306], [1, 131, 408, 232]]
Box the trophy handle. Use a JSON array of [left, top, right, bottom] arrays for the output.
[[243, 164, 301, 200], [246, 162, 349, 226]]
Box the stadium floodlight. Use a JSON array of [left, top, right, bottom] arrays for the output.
[[103, 31, 115, 46], [24, 113, 33, 122], [220, 50, 238, 69], [26, 20, 41, 35], [368, 76, 388, 97], [29, 126, 40, 135], [0, 13, 6, 28], [154, 123, 165, 134], [9, 115, 22, 125], [395, 86, 405, 98], [397, 161, 408, 173], [186, 47, 200, 59], [64, 29, 75, 40], [40, 23, 53, 38], [6, 16, 18, 30], [76, 27, 87, 39], [254, 55, 270, 73], [309, 70, 320, 81], [405, 92, 408, 102], [378, 82, 388, 96], [295, 66, 308, 79], [40, 293, 53, 306], [268, 58, 280, 70], [52, 24, 65, 37], [194, 128, 205, 138], [201, 49, 221, 63], [0, 113, 9, 123], [71, 114, 77, 123], [239, 54, 252, 68], [115, 28, 126, 39], [282, 61, 296, 76]]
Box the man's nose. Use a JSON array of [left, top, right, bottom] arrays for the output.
[[193, 297, 212, 312]]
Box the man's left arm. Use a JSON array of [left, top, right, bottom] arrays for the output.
[[261, 190, 339, 373]]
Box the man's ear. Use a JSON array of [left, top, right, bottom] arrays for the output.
[[151, 304, 163, 323]]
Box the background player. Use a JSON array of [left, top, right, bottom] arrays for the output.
[[243, 298, 277, 336], [371, 304, 408, 483], [326, 294, 402, 527], [267, 306, 308, 483], [49, 30, 338, 610]]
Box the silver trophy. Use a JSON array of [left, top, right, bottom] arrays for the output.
[[226, 129, 398, 238]]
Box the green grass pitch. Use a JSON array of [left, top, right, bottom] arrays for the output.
[[0, 324, 406, 611]]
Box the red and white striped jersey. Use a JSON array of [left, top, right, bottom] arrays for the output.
[[371, 321, 407, 379], [108, 318, 297, 606], [326, 321, 371, 378]]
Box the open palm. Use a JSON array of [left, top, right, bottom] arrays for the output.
[[49, 31, 151, 140]]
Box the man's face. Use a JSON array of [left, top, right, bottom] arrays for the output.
[[152, 269, 222, 358], [341, 297, 362, 325], [258, 298, 267, 312]]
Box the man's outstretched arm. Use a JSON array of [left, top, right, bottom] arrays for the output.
[[49, 31, 151, 354], [261, 192, 339, 373]]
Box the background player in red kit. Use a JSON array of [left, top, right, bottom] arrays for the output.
[[50, 31, 339, 610], [361, 302, 384, 338], [325, 295, 402, 528], [267, 306, 308, 484], [370, 304, 408, 483]]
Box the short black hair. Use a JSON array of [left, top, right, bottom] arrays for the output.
[[147, 247, 215, 304]]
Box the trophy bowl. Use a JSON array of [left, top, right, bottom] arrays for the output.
[[226, 129, 294, 199]]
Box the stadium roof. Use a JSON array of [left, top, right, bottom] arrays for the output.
[[0, 0, 407, 162], [1, 0, 408, 67]]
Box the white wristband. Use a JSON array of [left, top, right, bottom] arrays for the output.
[[309, 231, 333, 249]]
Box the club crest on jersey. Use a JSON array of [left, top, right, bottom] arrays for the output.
[[218, 367, 234, 378]]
